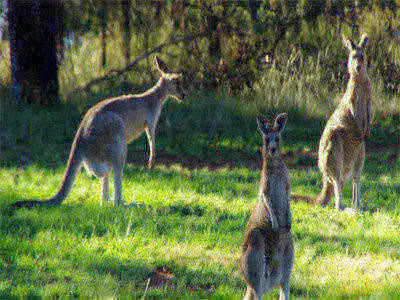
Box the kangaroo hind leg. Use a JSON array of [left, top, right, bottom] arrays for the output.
[[83, 159, 112, 206], [241, 230, 266, 300], [110, 136, 127, 207], [279, 282, 290, 300], [101, 173, 110, 206], [352, 143, 365, 209], [242, 250, 264, 300], [145, 126, 156, 170], [316, 178, 333, 206]]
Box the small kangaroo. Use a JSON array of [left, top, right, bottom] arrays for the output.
[[240, 113, 294, 300], [317, 34, 371, 210], [11, 56, 186, 209]]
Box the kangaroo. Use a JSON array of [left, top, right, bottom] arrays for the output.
[[240, 113, 294, 300], [11, 56, 186, 209], [316, 33, 371, 210]]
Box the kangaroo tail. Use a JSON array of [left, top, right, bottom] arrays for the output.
[[315, 180, 333, 206], [10, 137, 83, 210]]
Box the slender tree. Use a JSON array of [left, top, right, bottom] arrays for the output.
[[100, 0, 108, 68], [121, 0, 132, 66]]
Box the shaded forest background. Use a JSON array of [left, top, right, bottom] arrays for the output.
[[0, 0, 399, 107]]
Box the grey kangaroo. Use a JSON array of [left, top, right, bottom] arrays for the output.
[[317, 34, 371, 210], [12, 56, 186, 209], [240, 113, 294, 300]]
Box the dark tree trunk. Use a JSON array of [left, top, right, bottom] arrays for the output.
[[204, 4, 221, 89], [55, 3, 65, 62], [121, 0, 131, 66], [100, 0, 108, 68], [7, 0, 61, 105], [38, 0, 60, 105], [8, 0, 61, 106], [248, 0, 260, 21]]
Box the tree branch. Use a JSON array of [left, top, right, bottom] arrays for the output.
[[67, 33, 206, 98]]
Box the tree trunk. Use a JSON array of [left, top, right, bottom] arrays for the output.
[[100, 0, 108, 68], [8, 0, 60, 106], [38, 0, 60, 105], [248, 0, 260, 21], [204, 5, 221, 89], [121, 0, 131, 66]]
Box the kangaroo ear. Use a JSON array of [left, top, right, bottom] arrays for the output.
[[257, 115, 271, 135], [155, 56, 171, 74], [273, 113, 288, 133], [343, 35, 356, 51], [358, 33, 369, 49]]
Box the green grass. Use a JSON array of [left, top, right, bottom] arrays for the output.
[[1, 86, 399, 297]]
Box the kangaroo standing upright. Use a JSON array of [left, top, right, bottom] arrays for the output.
[[12, 56, 186, 209], [240, 113, 294, 300], [317, 34, 371, 210]]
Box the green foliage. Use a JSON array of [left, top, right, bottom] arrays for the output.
[[32, 1, 397, 93], [2, 1, 399, 95]]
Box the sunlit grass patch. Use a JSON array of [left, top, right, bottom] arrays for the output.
[[1, 144, 399, 296]]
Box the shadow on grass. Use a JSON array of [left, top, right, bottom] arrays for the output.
[[4, 201, 398, 296], [0, 87, 328, 170], [2, 200, 247, 240], [294, 229, 400, 258], [2, 86, 399, 214], [2, 92, 397, 174], [3, 148, 398, 220]]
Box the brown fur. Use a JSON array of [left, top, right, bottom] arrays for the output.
[[240, 114, 294, 300], [11, 56, 187, 209], [317, 33, 371, 210]]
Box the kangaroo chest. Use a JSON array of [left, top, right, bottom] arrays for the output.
[[268, 177, 286, 208], [148, 104, 163, 127], [264, 175, 288, 225], [350, 83, 370, 136], [124, 102, 163, 143]]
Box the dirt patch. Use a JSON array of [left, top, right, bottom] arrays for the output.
[[127, 142, 398, 171], [188, 282, 216, 293], [367, 143, 400, 166], [147, 266, 175, 289], [146, 266, 216, 293], [367, 143, 400, 153], [291, 194, 315, 204]]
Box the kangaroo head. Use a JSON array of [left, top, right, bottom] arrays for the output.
[[343, 33, 369, 77], [155, 56, 186, 102], [257, 113, 288, 158]]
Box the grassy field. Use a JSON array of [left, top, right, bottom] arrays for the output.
[[1, 76, 399, 297]]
